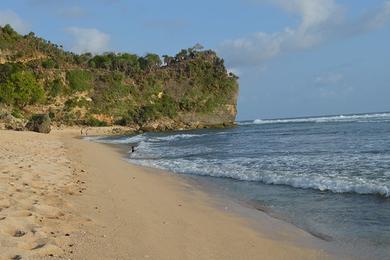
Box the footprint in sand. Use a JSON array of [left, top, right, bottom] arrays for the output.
[[0, 197, 11, 209], [14, 230, 26, 237]]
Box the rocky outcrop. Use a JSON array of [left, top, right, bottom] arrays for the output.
[[139, 108, 237, 132], [26, 114, 51, 133], [0, 112, 26, 131]]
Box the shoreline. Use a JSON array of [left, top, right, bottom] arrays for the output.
[[86, 133, 341, 246], [78, 135, 335, 246], [104, 140, 336, 246], [1, 128, 333, 259], [85, 137, 334, 243]]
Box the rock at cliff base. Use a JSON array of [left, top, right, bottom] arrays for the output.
[[0, 112, 26, 131], [26, 114, 51, 133]]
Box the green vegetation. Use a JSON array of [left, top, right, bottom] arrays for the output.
[[0, 71, 45, 107], [11, 107, 23, 118], [0, 24, 238, 129], [48, 78, 64, 97], [41, 58, 57, 69], [66, 69, 93, 92], [0, 25, 21, 49], [85, 117, 108, 127]]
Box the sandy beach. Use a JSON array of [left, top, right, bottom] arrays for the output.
[[0, 129, 331, 259]]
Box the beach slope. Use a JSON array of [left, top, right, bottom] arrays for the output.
[[0, 129, 329, 259]]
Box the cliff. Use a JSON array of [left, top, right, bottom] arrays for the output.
[[0, 25, 238, 132]]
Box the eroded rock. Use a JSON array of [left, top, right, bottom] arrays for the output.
[[26, 114, 51, 134]]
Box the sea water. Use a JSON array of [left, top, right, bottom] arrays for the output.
[[87, 112, 390, 258]]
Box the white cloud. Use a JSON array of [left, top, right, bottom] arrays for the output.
[[362, 1, 390, 31], [0, 10, 29, 34], [66, 27, 110, 54], [221, 0, 390, 67], [270, 0, 342, 30], [315, 72, 343, 85]]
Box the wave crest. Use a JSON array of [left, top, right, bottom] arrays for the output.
[[129, 158, 390, 197], [245, 113, 390, 125], [154, 133, 207, 142]]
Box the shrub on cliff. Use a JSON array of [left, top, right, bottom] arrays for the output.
[[66, 69, 92, 92], [48, 78, 64, 97], [85, 117, 108, 126], [0, 71, 45, 107], [0, 24, 21, 49], [41, 59, 58, 69]]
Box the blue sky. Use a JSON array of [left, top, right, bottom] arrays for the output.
[[1, 0, 389, 120]]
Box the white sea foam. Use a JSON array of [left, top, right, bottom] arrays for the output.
[[129, 157, 390, 197], [83, 134, 146, 144], [257, 173, 390, 197], [245, 112, 390, 125], [85, 133, 208, 144], [154, 133, 207, 142], [82, 136, 104, 142]]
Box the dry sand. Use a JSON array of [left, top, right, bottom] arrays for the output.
[[0, 130, 87, 259], [0, 129, 333, 259]]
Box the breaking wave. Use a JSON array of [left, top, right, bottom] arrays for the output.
[[241, 112, 390, 125], [129, 158, 390, 197], [84, 133, 206, 144]]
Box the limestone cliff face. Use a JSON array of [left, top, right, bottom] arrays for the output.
[[0, 25, 239, 132], [176, 103, 237, 128], [140, 80, 238, 131], [141, 105, 237, 132]]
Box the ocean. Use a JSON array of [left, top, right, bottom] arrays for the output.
[[86, 112, 390, 258]]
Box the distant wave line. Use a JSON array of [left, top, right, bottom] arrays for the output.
[[238, 112, 390, 125]]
